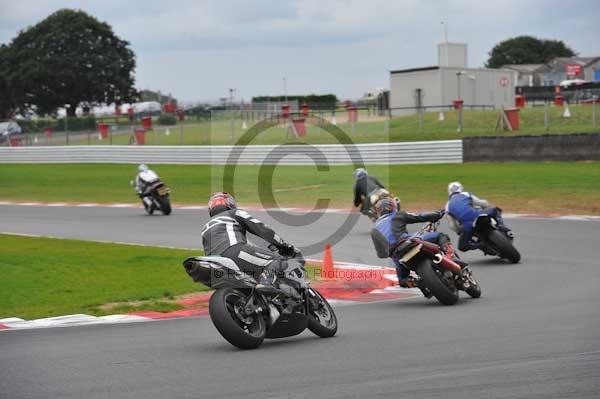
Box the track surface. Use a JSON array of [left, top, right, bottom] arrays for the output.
[[1, 204, 599, 398]]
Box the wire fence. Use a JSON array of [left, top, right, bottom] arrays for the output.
[[2, 100, 599, 147]]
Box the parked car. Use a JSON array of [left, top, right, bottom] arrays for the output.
[[0, 121, 22, 145]]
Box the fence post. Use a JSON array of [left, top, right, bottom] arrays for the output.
[[544, 101, 549, 131], [593, 96, 597, 130], [385, 108, 391, 136], [418, 107, 423, 132]]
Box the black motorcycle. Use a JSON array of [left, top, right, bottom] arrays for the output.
[[183, 247, 338, 349], [140, 180, 172, 215], [448, 211, 520, 263]]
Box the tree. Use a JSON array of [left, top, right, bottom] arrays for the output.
[[5, 9, 137, 116], [486, 36, 576, 68]]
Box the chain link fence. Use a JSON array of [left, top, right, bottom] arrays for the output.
[[2, 100, 599, 147]]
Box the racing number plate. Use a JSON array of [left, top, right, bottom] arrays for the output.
[[157, 186, 170, 196], [400, 244, 422, 263]]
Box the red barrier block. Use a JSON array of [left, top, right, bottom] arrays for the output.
[[134, 128, 146, 145]]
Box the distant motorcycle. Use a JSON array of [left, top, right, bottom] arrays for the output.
[[447, 210, 520, 263], [372, 219, 481, 305], [183, 246, 337, 349], [131, 180, 172, 215]]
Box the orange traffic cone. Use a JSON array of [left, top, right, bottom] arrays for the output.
[[322, 243, 335, 280]]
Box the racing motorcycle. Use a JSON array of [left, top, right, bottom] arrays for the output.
[[372, 219, 481, 306], [447, 211, 520, 263], [183, 246, 338, 349], [132, 180, 172, 215]]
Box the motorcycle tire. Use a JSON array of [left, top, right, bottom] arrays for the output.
[[416, 259, 459, 306], [465, 282, 482, 298], [158, 196, 172, 215], [307, 289, 338, 338], [209, 288, 266, 350], [487, 230, 520, 264]]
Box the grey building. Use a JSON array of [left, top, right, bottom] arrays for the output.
[[390, 43, 516, 115]]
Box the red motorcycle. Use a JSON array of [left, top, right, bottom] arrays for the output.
[[373, 219, 481, 305]]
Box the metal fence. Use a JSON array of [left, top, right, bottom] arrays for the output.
[[2, 101, 599, 147], [0, 140, 463, 165]]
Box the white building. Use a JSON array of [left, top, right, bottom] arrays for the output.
[[390, 42, 517, 115]]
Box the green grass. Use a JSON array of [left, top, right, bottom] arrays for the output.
[[0, 234, 205, 319], [1, 162, 600, 215]]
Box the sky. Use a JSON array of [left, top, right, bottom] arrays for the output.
[[1, 0, 599, 103]]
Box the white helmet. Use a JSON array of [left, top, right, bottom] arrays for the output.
[[353, 168, 368, 180], [447, 181, 464, 196], [138, 164, 149, 173]]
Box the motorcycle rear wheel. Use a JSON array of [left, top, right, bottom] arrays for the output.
[[487, 230, 520, 263], [417, 259, 459, 306], [158, 196, 172, 215], [307, 289, 338, 338], [209, 288, 266, 349]]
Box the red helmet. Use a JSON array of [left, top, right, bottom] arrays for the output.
[[374, 197, 397, 218], [208, 192, 237, 216]]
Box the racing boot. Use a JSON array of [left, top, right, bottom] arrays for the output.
[[398, 275, 420, 288]]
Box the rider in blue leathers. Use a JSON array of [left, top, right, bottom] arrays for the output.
[[370, 198, 463, 288], [445, 181, 511, 252]]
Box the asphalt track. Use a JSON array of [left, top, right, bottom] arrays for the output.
[[1, 204, 599, 398]]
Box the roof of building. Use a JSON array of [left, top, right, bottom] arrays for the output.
[[390, 66, 439, 74], [552, 57, 600, 67], [501, 64, 548, 73]]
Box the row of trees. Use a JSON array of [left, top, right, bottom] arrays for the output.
[[0, 9, 137, 118]]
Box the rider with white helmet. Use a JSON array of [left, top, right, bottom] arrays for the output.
[[134, 164, 160, 208], [445, 181, 510, 252]]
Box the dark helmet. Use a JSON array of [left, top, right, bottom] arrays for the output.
[[374, 197, 397, 218], [208, 192, 237, 216]]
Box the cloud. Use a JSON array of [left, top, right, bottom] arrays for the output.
[[1, 0, 598, 101]]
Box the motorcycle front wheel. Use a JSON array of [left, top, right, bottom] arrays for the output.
[[209, 288, 266, 349], [416, 259, 459, 306], [307, 288, 338, 338]]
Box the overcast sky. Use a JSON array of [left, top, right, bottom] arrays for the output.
[[1, 0, 599, 102]]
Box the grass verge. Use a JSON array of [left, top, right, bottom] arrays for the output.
[[0, 234, 205, 320], [1, 162, 600, 215]]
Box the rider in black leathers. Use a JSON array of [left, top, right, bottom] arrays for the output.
[[202, 192, 297, 293], [353, 168, 386, 215]]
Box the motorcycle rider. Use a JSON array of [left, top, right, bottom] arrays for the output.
[[353, 168, 387, 215], [445, 181, 511, 252], [134, 164, 161, 210], [370, 197, 464, 288], [202, 192, 298, 294]]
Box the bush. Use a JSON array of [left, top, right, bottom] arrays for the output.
[[158, 114, 177, 125], [17, 116, 97, 132]]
